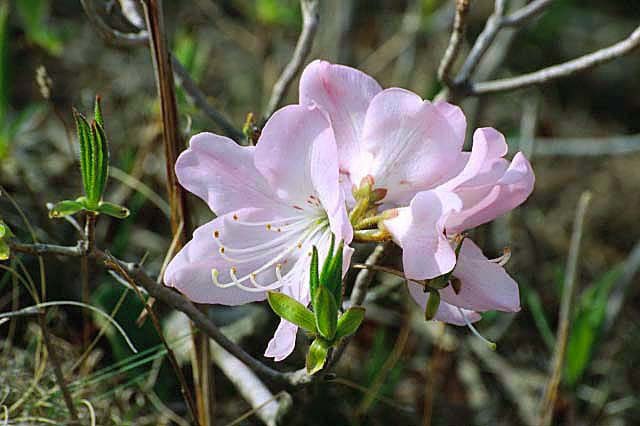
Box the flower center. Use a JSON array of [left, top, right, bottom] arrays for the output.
[[348, 175, 395, 243], [210, 210, 331, 292]]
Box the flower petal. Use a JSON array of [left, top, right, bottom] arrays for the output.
[[445, 132, 535, 233], [352, 89, 465, 202], [407, 282, 480, 325], [264, 319, 298, 361], [255, 103, 353, 243], [434, 100, 467, 144], [175, 133, 282, 215], [299, 60, 382, 172], [440, 239, 521, 312], [164, 208, 311, 305], [384, 189, 462, 280]]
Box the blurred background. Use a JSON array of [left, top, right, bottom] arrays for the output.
[[1, 0, 640, 424]]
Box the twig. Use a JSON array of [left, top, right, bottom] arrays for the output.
[[530, 134, 640, 157], [141, 1, 211, 421], [141, 0, 192, 246], [104, 255, 200, 425], [262, 0, 319, 121], [437, 0, 472, 87], [9, 241, 308, 387], [79, 0, 243, 141], [329, 243, 390, 366], [171, 57, 245, 141], [468, 25, 640, 95], [538, 192, 592, 426], [79, 0, 148, 47], [350, 243, 390, 307], [502, 0, 554, 27], [452, 0, 508, 88]]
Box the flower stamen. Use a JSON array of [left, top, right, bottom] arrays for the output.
[[458, 307, 497, 350]]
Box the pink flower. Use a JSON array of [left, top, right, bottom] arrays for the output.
[[164, 104, 353, 361], [299, 60, 534, 324]]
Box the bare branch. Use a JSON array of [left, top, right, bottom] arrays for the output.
[[502, 0, 554, 27], [453, 0, 507, 86], [79, 0, 148, 47], [9, 240, 311, 387], [329, 243, 390, 366], [530, 134, 640, 157], [539, 192, 591, 426], [79, 0, 243, 141], [349, 243, 390, 307], [263, 0, 319, 121], [171, 57, 245, 141], [438, 0, 472, 87], [469, 25, 640, 95]]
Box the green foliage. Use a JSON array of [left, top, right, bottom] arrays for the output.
[[306, 338, 330, 375], [0, 219, 12, 260], [15, 0, 63, 55], [564, 267, 621, 388], [424, 290, 440, 321], [267, 291, 316, 333], [255, 0, 299, 26], [51, 97, 129, 220], [335, 307, 365, 340], [267, 234, 365, 375], [521, 281, 555, 351], [314, 286, 338, 340]]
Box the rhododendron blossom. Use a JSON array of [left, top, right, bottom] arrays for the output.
[[165, 59, 535, 361], [164, 104, 353, 361], [299, 60, 535, 325]]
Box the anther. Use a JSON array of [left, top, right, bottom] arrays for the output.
[[213, 230, 220, 238], [266, 224, 272, 230], [233, 214, 239, 221], [219, 247, 225, 254]]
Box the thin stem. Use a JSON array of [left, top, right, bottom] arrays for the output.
[[502, 0, 554, 27], [538, 192, 591, 426], [468, 25, 640, 95], [9, 241, 303, 386], [79, 0, 243, 141], [263, 0, 319, 121], [437, 0, 472, 87], [105, 256, 200, 425]]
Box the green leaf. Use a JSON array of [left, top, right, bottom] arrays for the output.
[[0, 240, 9, 260], [49, 200, 84, 218], [267, 291, 316, 333], [90, 120, 109, 205], [96, 201, 130, 219], [306, 338, 329, 375], [93, 95, 104, 128], [314, 286, 338, 340], [425, 290, 440, 321], [0, 220, 11, 239], [74, 110, 93, 201], [335, 307, 365, 340], [564, 267, 621, 388], [319, 233, 335, 285], [319, 234, 344, 306], [309, 245, 320, 303]]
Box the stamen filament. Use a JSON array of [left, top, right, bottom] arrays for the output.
[[457, 307, 497, 350]]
